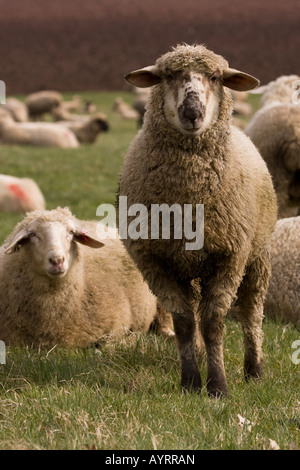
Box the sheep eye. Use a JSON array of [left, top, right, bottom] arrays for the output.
[[28, 232, 36, 238], [210, 75, 218, 83], [166, 73, 174, 82]]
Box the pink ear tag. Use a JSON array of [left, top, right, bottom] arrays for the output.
[[81, 229, 89, 241]]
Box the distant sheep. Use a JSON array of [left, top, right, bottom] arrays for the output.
[[245, 75, 300, 218], [264, 216, 300, 326], [132, 87, 151, 126], [25, 90, 63, 120], [113, 97, 139, 120], [0, 111, 79, 148], [119, 44, 277, 397], [0, 207, 174, 347], [56, 113, 110, 143], [2, 97, 28, 122], [0, 174, 46, 213]]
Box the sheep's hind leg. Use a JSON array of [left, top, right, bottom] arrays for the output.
[[171, 310, 202, 393], [236, 251, 270, 380]]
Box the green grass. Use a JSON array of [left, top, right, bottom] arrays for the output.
[[0, 91, 299, 450], [0, 321, 299, 450], [0, 91, 136, 241]]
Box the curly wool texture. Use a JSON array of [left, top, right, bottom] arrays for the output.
[[121, 45, 276, 281], [0, 207, 165, 347], [245, 75, 300, 218], [155, 44, 229, 75], [119, 44, 278, 394], [265, 216, 300, 326]]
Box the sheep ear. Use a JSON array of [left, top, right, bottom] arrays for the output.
[[5, 228, 30, 254], [223, 68, 260, 91], [125, 66, 161, 88], [73, 229, 104, 249]]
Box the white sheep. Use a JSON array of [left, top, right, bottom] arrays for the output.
[[25, 90, 63, 120], [0, 207, 174, 347], [0, 174, 46, 213], [264, 216, 300, 326], [118, 43, 277, 397], [2, 97, 29, 122], [113, 97, 140, 120], [245, 75, 300, 218], [0, 111, 79, 148]]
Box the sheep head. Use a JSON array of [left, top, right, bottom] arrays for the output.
[[125, 44, 259, 137], [4, 208, 104, 279]]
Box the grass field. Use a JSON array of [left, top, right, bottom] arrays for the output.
[[0, 92, 299, 450]]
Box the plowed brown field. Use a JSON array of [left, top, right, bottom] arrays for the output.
[[0, 0, 299, 94]]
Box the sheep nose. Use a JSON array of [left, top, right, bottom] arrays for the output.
[[179, 97, 203, 129], [183, 103, 202, 124], [49, 255, 65, 268]]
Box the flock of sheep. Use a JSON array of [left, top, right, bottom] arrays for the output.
[[0, 43, 299, 397]]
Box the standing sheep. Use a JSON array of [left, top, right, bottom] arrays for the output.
[[245, 75, 300, 218], [0, 207, 173, 347], [0, 174, 46, 213], [264, 216, 300, 327], [118, 44, 277, 397]]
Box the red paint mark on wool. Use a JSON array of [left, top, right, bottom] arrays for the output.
[[9, 184, 27, 200]]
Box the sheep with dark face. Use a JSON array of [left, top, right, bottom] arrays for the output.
[[118, 44, 277, 397]]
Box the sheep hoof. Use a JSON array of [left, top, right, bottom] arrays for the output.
[[244, 360, 263, 381], [181, 372, 202, 394], [207, 379, 229, 398]]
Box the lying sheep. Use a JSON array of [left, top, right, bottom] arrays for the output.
[[118, 44, 277, 397], [25, 90, 63, 120], [245, 75, 300, 218], [0, 111, 79, 148], [264, 216, 300, 326], [0, 174, 46, 213], [56, 113, 110, 143], [2, 97, 28, 122], [0, 207, 173, 347], [113, 97, 140, 120]]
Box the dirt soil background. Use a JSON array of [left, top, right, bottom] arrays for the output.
[[0, 0, 299, 94]]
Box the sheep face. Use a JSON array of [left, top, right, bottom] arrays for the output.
[[125, 44, 260, 137], [5, 213, 104, 279], [162, 70, 221, 136], [25, 220, 77, 278]]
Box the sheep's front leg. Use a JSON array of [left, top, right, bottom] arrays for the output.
[[199, 255, 247, 397], [172, 310, 202, 392], [125, 247, 202, 392]]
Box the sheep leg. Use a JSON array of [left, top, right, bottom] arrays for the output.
[[124, 249, 202, 391], [172, 310, 202, 393], [236, 251, 270, 380], [199, 256, 247, 397], [200, 304, 229, 397]]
